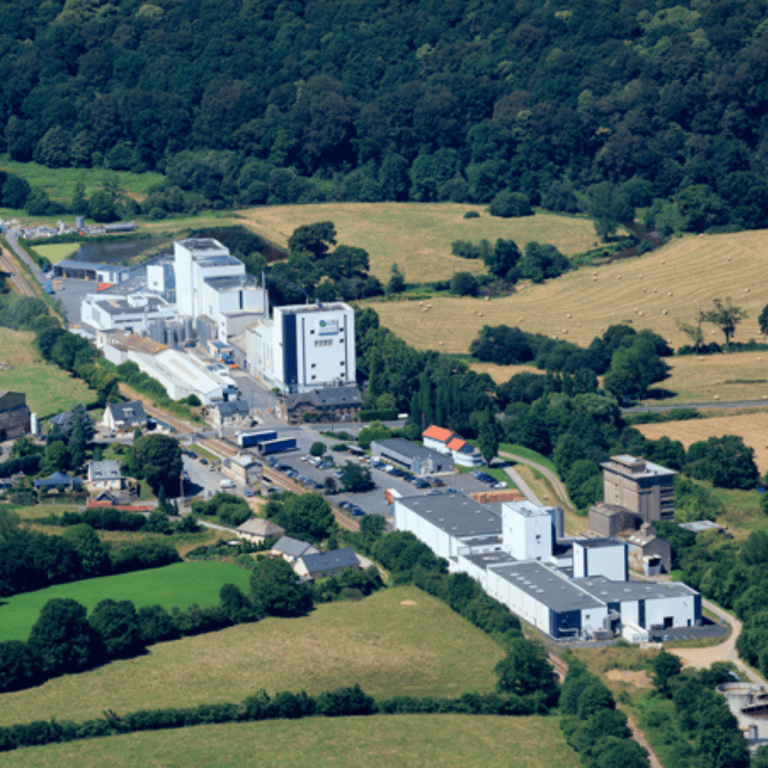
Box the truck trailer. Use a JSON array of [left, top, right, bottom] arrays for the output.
[[237, 430, 278, 448], [257, 437, 297, 455]]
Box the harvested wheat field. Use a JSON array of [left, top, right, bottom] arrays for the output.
[[468, 361, 544, 384], [240, 202, 597, 283], [637, 412, 768, 473], [368, 229, 768, 355], [646, 351, 768, 404]]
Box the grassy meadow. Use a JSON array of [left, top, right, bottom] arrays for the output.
[[0, 586, 504, 727], [239, 202, 598, 283], [0, 562, 252, 643], [367, 228, 768, 356], [0, 330, 97, 417], [0, 715, 580, 768], [0, 156, 165, 202]]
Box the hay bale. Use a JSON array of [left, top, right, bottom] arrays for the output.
[[617, 275, 622, 280], [439, 341, 444, 346], [562, 329, 568, 333], [638, 311, 644, 316], [566, 313, 572, 319], [662, 310, 668, 315], [478, 312, 483, 317], [668, 291, 674, 296], [714, 395, 720, 400], [698, 357, 705, 361], [745, 287, 751, 293]]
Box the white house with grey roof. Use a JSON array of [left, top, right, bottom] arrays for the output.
[[294, 547, 360, 579], [102, 401, 147, 432], [394, 494, 701, 641], [271, 536, 319, 564], [87, 460, 123, 491]]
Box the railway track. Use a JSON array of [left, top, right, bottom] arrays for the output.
[[114, 387, 360, 533], [0, 249, 36, 298]]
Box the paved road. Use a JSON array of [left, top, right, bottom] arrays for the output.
[[499, 451, 573, 508], [625, 399, 768, 413], [4, 228, 44, 284], [671, 598, 768, 687], [502, 464, 542, 505]]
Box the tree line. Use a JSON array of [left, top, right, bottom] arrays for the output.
[[5, 0, 768, 237]]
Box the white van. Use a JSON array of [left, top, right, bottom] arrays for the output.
[[220, 479, 235, 489]]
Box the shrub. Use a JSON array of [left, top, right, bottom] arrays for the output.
[[489, 190, 533, 218]]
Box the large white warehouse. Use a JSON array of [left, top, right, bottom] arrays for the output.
[[394, 494, 701, 641]]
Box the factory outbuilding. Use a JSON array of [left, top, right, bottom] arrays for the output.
[[422, 425, 484, 467], [601, 454, 675, 522], [371, 437, 455, 476], [394, 494, 701, 642]]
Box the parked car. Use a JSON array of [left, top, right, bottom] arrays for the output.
[[199, 458, 208, 465]]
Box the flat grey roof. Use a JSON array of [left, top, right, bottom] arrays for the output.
[[461, 550, 516, 569], [602, 455, 676, 479], [396, 495, 502, 538], [278, 302, 350, 314], [505, 499, 552, 518], [576, 537, 626, 549], [373, 438, 446, 462], [571, 574, 697, 602], [180, 238, 222, 250], [56, 259, 127, 272], [205, 275, 256, 291], [492, 560, 605, 613]]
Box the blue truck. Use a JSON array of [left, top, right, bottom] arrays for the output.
[[257, 437, 297, 455], [237, 430, 278, 448]]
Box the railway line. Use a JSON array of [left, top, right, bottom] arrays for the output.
[[0, 249, 36, 298]]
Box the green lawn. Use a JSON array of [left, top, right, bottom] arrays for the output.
[[0, 362, 97, 418], [0, 715, 580, 768], [0, 586, 504, 726], [31, 242, 82, 264], [0, 562, 252, 643]]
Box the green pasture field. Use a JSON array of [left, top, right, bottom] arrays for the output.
[[0, 330, 97, 417], [0, 156, 165, 201], [31, 242, 83, 264], [239, 202, 598, 283], [0, 715, 580, 768], [0, 562, 251, 644], [366, 227, 768, 356], [0, 586, 504, 727]]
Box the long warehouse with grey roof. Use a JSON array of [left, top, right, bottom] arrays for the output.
[[393, 494, 701, 641]]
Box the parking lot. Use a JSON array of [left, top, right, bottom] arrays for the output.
[[261, 449, 497, 521]]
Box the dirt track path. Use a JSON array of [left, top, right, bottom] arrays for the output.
[[499, 451, 574, 508]]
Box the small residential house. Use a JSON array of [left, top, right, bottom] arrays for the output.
[[103, 401, 147, 433], [236, 518, 286, 544], [271, 535, 319, 564], [294, 547, 360, 579], [422, 425, 483, 467], [87, 460, 123, 491], [210, 399, 251, 429], [34, 472, 82, 490]]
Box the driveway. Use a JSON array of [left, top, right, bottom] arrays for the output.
[[671, 598, 768, 686]]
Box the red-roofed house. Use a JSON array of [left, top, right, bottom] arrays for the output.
[[422, 425, 484, 467]]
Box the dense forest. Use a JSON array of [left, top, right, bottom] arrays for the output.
[[2, 0, 768, 231]]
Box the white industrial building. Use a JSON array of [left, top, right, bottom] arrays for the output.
[[127, 348, 238, 404], [81, 291, 177, 334], [247, 301, 356, 394], [394, 494, 701, 641]]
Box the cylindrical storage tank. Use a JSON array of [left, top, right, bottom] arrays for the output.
[[554, 505, 565, 540], [184, 317, 193, 341], [30, 413, 38, 436], [164, 328, 175, 346]]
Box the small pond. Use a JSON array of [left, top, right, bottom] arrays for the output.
[[72, 234, 172, 264]]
